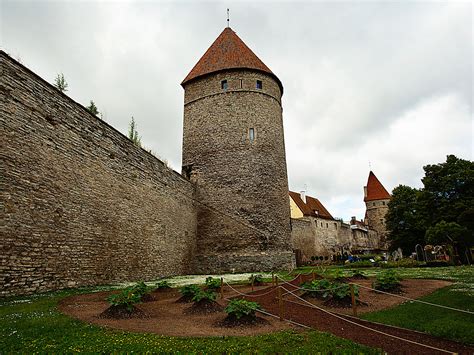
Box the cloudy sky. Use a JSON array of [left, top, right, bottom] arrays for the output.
[[2, 0, 472, 220]]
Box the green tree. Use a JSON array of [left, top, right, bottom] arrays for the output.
[[54, 73, 68, 92], [128, 116, 141, 147], [86, 100, 99, 116], [386, 185, 425, 253], [425, 221, 469, 245], [419, 155, 474, 228]]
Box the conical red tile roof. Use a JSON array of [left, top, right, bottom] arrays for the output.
[[364, 171, 391, 202], [182, 27, 283, 92]]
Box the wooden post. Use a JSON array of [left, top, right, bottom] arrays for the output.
[[312, 271, 316, 281], [277, 287, 283, 321], [251, 275, 254, 291], [272, 272, 275, 286], [275, 275, 279, 286], [220, 277, 224, 299], [350, 284, 357, 317]]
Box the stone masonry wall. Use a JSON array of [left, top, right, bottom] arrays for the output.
[[182, 70, 294, 273], [0, 51, 197, 297]]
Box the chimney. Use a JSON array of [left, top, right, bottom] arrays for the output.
[[350, 216, 356, 224], [363, 186, 367, 198], [300, 191, 306, 204]]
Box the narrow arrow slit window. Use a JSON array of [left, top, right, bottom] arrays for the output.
[[249, 128, 255, 142]]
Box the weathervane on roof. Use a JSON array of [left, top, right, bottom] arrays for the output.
[[227, 8, 230, 28]]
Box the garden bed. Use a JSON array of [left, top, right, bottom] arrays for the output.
[[59, 285, 293, 337], [303, 278, 452, 315]]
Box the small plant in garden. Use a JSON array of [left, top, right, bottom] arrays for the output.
[[130, 281, 149, 296], [155, 280, 171, 290], [331, 283, 359, 300], [106, 287, 142, 312], [225, 299, 261, 320], [192, 290, 217, 303], [302, 279, 334, 299], [248, 274, 264, 285], [373, 269, 401, 291], [330, 269, 347, 281], [205, 277, 221, 290], [180, 284, 201, 299]]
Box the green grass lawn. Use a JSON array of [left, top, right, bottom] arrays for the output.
[[0, 288, 377, 353], [295, 265, 474, 345]]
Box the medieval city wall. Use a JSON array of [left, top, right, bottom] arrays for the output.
[[0, 51, 197, 297]]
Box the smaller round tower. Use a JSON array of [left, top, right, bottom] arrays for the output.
[[364, 171, 391, 250]]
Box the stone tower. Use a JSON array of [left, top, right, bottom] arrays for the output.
[[364, 171, 391, 249], [181, 27, 295, 273]]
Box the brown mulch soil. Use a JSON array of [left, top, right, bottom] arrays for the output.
[[184, 299, 224, 314], [59, 285, 293, 337], [245, 276, 473, 355], [218, 314, 269, 328], [98, 305, 149, 319]]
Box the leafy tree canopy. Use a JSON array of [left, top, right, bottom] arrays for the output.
[[425, 221, 470, 246], [419, 155, 474, 228], [386, 185, 425, 252]]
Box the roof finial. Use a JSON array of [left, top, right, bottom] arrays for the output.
[[227, 8, 230, 28], [369, 161, 372, 171]]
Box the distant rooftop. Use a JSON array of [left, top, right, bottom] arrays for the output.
[[289, 191, 334, 220]]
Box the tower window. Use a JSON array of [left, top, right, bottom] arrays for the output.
[[221, 80, 228, 90], [256, 80, 262, 89], [249, 128, 255, 142], [240, 79, 243, 88]]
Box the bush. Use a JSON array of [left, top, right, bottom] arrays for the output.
[[248, 274, 264, 285], [331, 283, 359, 300], [205, 277, 221, 290], [192, 290, 217, 303], [350, 270, 367, 278], [344, 261, 373, 268], [225, 299, 261, 320], [329, 269, 346, 281], [130, 281, 149, 296], [155, 280, 171, 290], [425, 260, 451, 267], [107, 287, 143, 311], [373, 270, 401, 291], [302, 279, 334, 299], [180, 284, 201, 298]]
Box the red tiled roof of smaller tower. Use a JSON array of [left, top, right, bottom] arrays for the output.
[[182, 27, 283, 92], [364, 171, 391, 202], [289, 191, 334, 220]]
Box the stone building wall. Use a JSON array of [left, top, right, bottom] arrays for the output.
[[290, 217, 381, 262], [182, 70, 294, 273], [0, 51, 197, 297]]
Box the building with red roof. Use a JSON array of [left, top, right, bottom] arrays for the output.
[[364, 171, 391, 249]]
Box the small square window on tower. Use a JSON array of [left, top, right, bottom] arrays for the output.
[[249, 128, 255, 142], [221, 80, 228, 90], [256, 80, 262, 89]]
